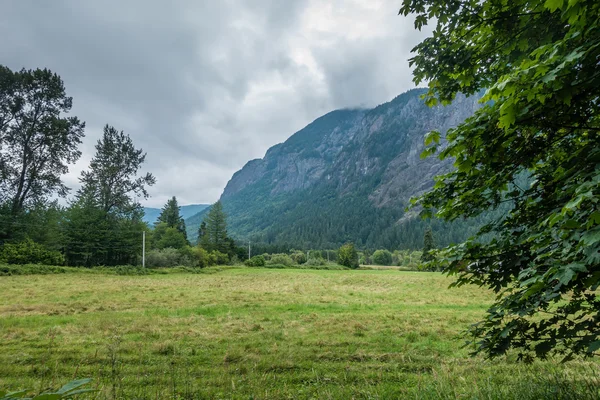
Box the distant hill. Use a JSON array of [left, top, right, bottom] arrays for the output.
[[202, 88, 488, 249], [143, 204, 209, 226]]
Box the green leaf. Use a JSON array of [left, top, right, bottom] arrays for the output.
[[581, 229, 600, 246], [563, 219, 580, 229], [3, 390, 29, 398], [588, 340, 600, 353], [31, 395, 61, 400], [424, 130, 441, 146], [556, 267, 576, 285], [56, 379, 92, 395]]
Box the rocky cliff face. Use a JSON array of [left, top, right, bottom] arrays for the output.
[[191, 89, 481, 248], [222, 108, 366, 199]]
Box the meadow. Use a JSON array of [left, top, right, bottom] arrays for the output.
[[0, 267, 598, 399]]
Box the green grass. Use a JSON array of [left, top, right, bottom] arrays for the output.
[[0, 267, 598, 399]]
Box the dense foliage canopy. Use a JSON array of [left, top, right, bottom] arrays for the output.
[[401, 0, 600, 360]]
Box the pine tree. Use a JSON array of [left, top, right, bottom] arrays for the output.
[[157, 196, 187, 240], [197, 221, 208, 246], [202, 201, 229, 253], [421, 228, 435, 262]]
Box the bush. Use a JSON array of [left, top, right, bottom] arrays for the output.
[[290, 251, 307, 264], [245, 255, 266, 267], [268, 254, 294, 267], [305, 256, 326, 266], [209, 250, 229, 265], [190, 246, 211, 268], [0, 238, 65, 265], [145, 248, 191, 268], [372, 249, 393, 265], [338, 243, 359, 268]]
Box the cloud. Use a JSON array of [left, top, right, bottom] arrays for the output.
[[0, 0, 428, 207]]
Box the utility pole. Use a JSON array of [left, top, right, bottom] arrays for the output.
[[248, 241, 251, 260], [142, 231, 146, 268]]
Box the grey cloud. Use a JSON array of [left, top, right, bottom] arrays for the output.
[[0, 0, 426, 207]]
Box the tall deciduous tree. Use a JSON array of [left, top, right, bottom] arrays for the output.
[[157, 196, 187, 239], [0, 66, 85, 217], [400, 0, 600, 360]]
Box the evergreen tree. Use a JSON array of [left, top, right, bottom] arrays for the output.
[[157, 196, 187, 240], [79, 125, 155, 213], [64, 125, 154, 266], [421, 228, 435, 262], [197, 221, 208, 246], [201, 201, 229, 254]]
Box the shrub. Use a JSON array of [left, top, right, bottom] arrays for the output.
[[290, 251, 307, 264], [338, 243, 359, 269], [305, 256, 326, 266], [0, 238, 65, 265], [245, 255, 266, 267], [209, 250, 229, 265], [190, 246, 211, 268], [145, 248, 189, 268], [268, 254, 294, 267], [372, 249, 393, 265]]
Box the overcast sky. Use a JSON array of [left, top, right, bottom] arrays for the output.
[[0, 0, 428, 207]]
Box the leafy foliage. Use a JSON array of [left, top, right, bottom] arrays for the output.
[[151, 223, 188, 250], [401, 0, 600, 360], [1, 378, 95, 399], [372, 249, 393, 266], [245, 255, 266, 267], [0, 238, 64, 265], [338, 243, 359, 269], [0, 66, 85, 220]]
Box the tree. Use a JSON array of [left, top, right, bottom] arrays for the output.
[[201, 201, 229, 254], [421, 228, 435, 263], [400, 0, 600, 360], [151, 222, 188, 250], [157, 196, 187, 240], [64, 125, 154, 266], [338, 243, 359, 269], [197, 221, 207, 245], [372, 249, 393, 265], [79, 125, 155, 214], [0, 66, 85, 220]]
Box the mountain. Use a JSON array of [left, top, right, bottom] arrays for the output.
[[191, 89, 485, 249], [143, 204, 209, 226]]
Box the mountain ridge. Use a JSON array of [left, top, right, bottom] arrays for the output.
[[187, 89, 483, 248]]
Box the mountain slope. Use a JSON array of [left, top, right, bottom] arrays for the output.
[[199, 89, 483, 249], [143, 204, 209, 226]]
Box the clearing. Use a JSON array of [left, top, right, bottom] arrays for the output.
[[0, 268, 598, 399]]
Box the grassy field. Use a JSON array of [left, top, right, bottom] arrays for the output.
[[0, 267, 598, 399]]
